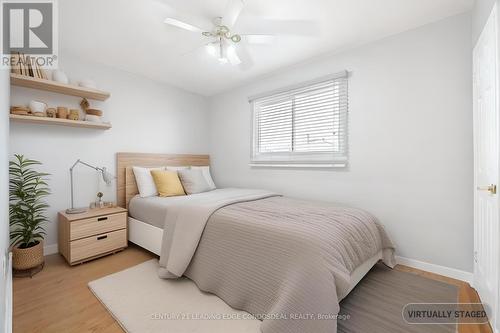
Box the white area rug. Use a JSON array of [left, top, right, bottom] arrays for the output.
[[90, 259, 458, 333], [88, 259, 261, 333]]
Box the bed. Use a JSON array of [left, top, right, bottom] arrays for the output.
[[116, 152, 211, 255], [116, 152, 395, 333]]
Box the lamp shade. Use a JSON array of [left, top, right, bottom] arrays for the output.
[[101, 167, 113, 185]]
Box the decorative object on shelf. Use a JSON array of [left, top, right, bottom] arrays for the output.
[[57, 106, 68, 119], [10, 52, 48, 79], [30, 101, 47, 114], [86, 108, 103, 116], [80, 98, 90, 112], [10, 110, 29, 115], [85, 114, 102, 123], [9, 155, 50, 274], [52, 70, 69, 84], [67, 159, 115, 214], [80, 98, 104, 122], [10, 106, 30, 115], [10, 53, 23, 75], [46, 108, 56, 118], [79, 79, 97, 89], [68, 109, 80, 120]]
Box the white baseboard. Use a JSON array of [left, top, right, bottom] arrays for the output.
[[43, 243, 58, 256], [396, 256, 473, 284], [41, 244, 474, 284], [5, 252, 12, 333]]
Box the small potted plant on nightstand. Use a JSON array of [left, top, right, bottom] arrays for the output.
[[9, 154, 50, 274]]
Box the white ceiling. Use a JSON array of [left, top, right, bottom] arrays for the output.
[[59, 0, 473, 96]]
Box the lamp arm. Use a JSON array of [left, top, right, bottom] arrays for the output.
[[70, 159, 103, 172], [69, 160, 106, 210]]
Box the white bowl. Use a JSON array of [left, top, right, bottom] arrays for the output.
[[52, 70, 69, 84], [29, 100, 47, 114], [86, 114, 102, 123], [79, 79, 97, 89]]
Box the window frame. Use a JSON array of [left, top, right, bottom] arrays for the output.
[[249, 71, 349, 168]]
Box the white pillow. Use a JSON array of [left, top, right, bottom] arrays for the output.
[[132, 166, 164, 197], [191, 166, 216, 190], [166, 165, 190, 172], [177, 169, 212, 195]]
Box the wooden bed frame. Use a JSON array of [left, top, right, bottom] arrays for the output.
[[116, 152, 210, 209], [116, 152, 210, 254]]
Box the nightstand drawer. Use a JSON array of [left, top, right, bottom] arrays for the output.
[[70, 212, 126, 240], [70, 229, 127, 263]]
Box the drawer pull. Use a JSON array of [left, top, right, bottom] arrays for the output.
[[97, 235, 108, 241], [97, 217, 108, 222]]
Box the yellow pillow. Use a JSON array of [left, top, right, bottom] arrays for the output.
[[150, 170, 186, 197]]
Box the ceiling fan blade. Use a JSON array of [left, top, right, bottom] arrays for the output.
[[241, 34, 275, 44], [222, 0, 244, 28], [238, 18, 319, 36], [226, 45, 242, 65], [179, 42, 208, 57], [164, 18, 204, 32]]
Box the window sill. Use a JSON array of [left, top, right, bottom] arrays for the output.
[[249, 163, 347, 169]]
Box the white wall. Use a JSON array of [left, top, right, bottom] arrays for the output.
[[1, 69, 11, 332], [10, 52, 209, 248], [208, 13, 474, 272], [473, 0, 497, 43]]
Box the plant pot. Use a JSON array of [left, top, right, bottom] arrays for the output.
[[12, 241, 44, 270]]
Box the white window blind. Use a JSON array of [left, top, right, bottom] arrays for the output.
[[250, 71, 348, 167]]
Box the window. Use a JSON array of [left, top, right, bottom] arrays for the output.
[[250, 71, 348, 167]]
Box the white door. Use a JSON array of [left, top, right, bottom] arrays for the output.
[[473, 3, 500, 332]]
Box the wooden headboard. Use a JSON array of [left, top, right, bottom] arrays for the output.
[[116, 152, 210, 208]]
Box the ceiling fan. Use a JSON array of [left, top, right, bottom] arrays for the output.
[[163, 0, 314, 68]]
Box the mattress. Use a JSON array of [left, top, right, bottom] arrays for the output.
[[128, 189, 225, 228]]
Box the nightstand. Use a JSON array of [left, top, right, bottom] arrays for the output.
[[58, 207, 128, 265]]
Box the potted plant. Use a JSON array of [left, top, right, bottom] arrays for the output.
[[9, 154, 50, 271]]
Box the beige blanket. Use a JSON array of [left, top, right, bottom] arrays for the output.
[[158, 188, 395, 333]]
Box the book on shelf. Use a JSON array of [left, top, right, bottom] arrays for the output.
[[10, 53, 48, 80]]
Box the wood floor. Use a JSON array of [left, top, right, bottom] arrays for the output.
[[13, 244, 493, 333]]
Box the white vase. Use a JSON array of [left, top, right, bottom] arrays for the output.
[[52, 70, 69, 84]]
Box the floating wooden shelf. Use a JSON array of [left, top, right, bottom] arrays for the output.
[[9, 114, 112, 130], [10, 74, 111, 101]]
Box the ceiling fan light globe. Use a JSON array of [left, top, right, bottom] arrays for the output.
[[219, 25, 229, 34], [231, 34, 241, 43]]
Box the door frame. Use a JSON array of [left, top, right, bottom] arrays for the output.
[[473, 3, 500, 333]]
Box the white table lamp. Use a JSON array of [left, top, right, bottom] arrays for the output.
[[66, 159, 114, 214]]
